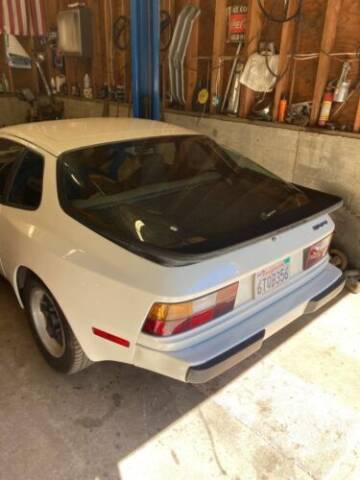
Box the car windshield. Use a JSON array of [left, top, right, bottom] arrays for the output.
[[58, 135, 340, 264]]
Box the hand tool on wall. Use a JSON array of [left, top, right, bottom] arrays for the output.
[[34, 53, 52, 97], [220, 40, 243, 113], [168, 4, 201, 105], [226, 62, 244, 115]]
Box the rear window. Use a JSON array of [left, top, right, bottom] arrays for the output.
[[58, 135, 341, 264]]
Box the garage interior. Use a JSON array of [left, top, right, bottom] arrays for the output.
[[0, 1, 359, 479]]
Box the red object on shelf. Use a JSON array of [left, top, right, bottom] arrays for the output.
[[318, 90, 334, 126], [278, 97, 288, 122]]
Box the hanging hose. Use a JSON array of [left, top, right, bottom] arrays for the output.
[[113, 11, 173, 52], [160, 10, 173, 52], [113, 15, 130, 51], [256, 0, 302, 23]]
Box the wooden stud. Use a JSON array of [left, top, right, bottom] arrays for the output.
[[103, 0, 112, 87], [7, 64, 14, 92], [209, 0, 227, 113], [272, 0, 299, 121], [90, 0, 105, 93], [185, 0, 200, 110], [117, 0, 129, 97], [239, 0, 263, 118], [309, 0, 342, 125], [30, 38, 40, 94], [353, 98, 360, 132]]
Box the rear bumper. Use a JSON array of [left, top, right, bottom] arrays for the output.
[[186, 331, 265, 383], [186, 272, 345, 383], [134, 264, 344, 383], [304, 273, 345, 314]]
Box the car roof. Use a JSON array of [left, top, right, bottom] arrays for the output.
[[0, 117, 197, 156]]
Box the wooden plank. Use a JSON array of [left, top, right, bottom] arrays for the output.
[[328, 0, 360, 127], [102, 0, 116, 88], [160, 0, 176, 109], [89, 0, 105, 93], [309, 0, 343, 125], [272, 0, 299, 121], [7, 66, 14, 92], [30, 38, 40, 94], [288, 0, 326, 105], [112, 0, 129, 97], [353, 98, 360, 132], [185, 0, 200, 110], [209, 0, 227, 113], [239, 0, 263, 118]]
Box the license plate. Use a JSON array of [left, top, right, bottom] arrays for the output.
[[255, 257, 290, 298]]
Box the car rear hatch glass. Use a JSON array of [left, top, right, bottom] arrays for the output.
[[57, 134, 342, 265]]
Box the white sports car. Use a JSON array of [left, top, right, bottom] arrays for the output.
[[0, 118, 344, 382]]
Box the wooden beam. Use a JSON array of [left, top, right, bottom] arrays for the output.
[[239, 0, 263, 118], [185, 0, 200, 110], [7, 64, 14, 92], [272, 0, 299, 121], [30, 38, 40, 94], [118, 0, 129, 96], [209, 0, 227, 113], [309, 0, 342, 125], [161, 0, 175, 110], [353, 97, 360, 132], [103, 0, 113, 87]]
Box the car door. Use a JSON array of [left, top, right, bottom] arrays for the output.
[[0, 139, 25, 277], [0, 142, 44, 280]]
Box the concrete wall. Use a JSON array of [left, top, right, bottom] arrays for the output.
[[0, 95, 28, 126], [61, 97, 129, 119], [0, 95, 129, 127]]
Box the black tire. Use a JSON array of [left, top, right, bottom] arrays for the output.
[[24, 276, 91, 374]]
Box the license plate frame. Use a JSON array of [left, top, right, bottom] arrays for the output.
[[254, 257, 291, 298]]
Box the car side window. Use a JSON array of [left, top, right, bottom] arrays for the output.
[[8, 149, 44, 210], [0, 139, 24, 202]]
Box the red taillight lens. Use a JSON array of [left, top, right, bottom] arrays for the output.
[[142, 282, 238, 337], [303, 234, 332, 270]]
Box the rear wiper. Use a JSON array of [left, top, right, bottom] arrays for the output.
[[260, 192, 309, 221], [261, 209, 277, 220]]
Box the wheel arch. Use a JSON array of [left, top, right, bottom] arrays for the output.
[[14, 266, 45, 308]]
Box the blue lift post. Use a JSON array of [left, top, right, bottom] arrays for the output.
[[130, 0, 161, 120]]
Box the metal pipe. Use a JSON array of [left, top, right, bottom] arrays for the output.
[[221, 40, 242, 113]]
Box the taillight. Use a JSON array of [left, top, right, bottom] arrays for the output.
[[142, 282, 239, 337], [303, 234, 332, 270]]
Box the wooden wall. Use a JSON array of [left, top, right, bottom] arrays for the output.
[[0, 0, 359, 131], [44, 0, 130, 98]]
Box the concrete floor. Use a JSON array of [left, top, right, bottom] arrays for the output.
[[0, 276, 359, 480]]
